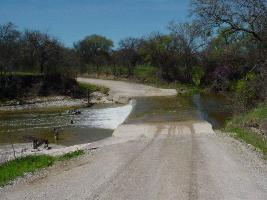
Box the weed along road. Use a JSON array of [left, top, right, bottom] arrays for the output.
[[1, 79, 267, 200]]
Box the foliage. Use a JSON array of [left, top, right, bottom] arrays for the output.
[[0, 23, 21, 74], [113, 37, 143, 76], [233, 72, 261, 110], [74, 34, 113, 68], [192, 66, 205, 86], [134, 65, 158, 83], [0, 74, 82, 99], [191, 0, 266, 43]]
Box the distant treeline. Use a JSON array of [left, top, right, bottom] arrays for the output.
[[0, 0, 266, 108]]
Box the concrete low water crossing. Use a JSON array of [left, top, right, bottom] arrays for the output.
[[0, 93, 233, 146]]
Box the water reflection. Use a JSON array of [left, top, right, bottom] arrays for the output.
[[127, 93, 233, 129], [192, 93, 233, 128]]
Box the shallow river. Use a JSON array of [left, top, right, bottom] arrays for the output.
[[0, 93, 233, 146]]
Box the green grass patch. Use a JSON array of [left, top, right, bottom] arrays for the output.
[[0, 150, 85, 186], [56, 149, 85, 161], [0, 155, 54, 186], [78, 82, 109, 94], [224, 103, 267, 157], [1, 71, 43, 77], [229, 128, 267, 156]]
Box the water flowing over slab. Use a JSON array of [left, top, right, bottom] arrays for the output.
[[75, 100, 135, 129]]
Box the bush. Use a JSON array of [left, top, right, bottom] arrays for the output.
[[192, 66, 205, 87], [233, 72, 260, 111], [78, 82, 109, 94], [0, 74, 42, 99]]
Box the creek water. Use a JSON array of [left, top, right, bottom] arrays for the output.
[[0, 93, 233, 146], [127, 93, 233, 128]]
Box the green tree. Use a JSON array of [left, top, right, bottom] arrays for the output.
[[138, 33, 177, 81], [74, 34, 113, 72], [117, 37, 143, 76]]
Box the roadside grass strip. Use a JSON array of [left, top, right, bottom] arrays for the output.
[[224, 103, 267, 158], [0, 149, 84, 186]]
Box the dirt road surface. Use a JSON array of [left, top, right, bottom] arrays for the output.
[[1, 79, 266, 199], [77, 77, 177, 103]]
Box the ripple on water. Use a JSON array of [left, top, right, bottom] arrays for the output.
[[0, 101, 134, 145]]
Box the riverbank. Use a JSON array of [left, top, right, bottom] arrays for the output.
[[0, 73, 111, 113], [0, 96, 88, 112], [0, 90, 111, 113]]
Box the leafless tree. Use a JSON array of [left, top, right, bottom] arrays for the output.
[[0, 22, 20, 74], [168, 22, 205, 82]]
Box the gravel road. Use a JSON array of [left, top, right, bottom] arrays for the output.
[[1, 122, 266, 200]]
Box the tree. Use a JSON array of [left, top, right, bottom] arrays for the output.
[[21, 30, 74, 75], [168, 22, 205, 82], [21, 30, 49, 72], [74, 34, 113, 72], [117, 37, 143, 76], [0, 22, 21, 74], [191, 0, 267, 43], [138, 33, 178, 81]]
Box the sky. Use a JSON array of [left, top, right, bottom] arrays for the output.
[[0, 0, 191, 47]]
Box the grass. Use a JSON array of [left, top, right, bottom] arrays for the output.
[[56, 149, 85, 161], [78, 82, 109, 94], [1, 71, 43, 76], [224, 103, 267, 158], [0, 149, 85, 186], [0, 155, 54, 186]]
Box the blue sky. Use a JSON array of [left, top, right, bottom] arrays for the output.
[[0, 0, 191, 47]]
